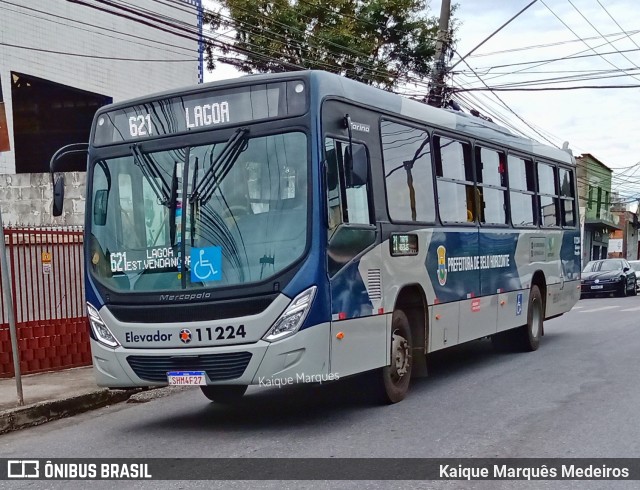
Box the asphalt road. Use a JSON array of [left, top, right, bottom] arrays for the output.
[[2, 295, 640, 489]]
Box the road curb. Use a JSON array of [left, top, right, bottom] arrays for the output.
[[0, 388, 141, 435]]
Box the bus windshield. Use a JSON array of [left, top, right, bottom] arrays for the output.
[[88, 131, 308, 292]]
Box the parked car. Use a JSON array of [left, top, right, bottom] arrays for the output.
[[580, 258, 637, 298], [628, 260, 640, 292]]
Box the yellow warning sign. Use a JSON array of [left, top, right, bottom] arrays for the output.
[[42, 251, 52, 274]]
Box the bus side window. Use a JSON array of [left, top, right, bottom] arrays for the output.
[[435, 136, 474, 224], [324, 137, 372, 233], [380, 120, 435, 223], [475, 146, 507, 225], [343, 143, 370, 224]]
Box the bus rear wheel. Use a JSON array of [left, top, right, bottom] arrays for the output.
[[200, 385, 247, 404], [378, 309, 412, 404], [518, 285, 542, 351], [492, 285, 543, 352]]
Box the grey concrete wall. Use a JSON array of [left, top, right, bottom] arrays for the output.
[[0, 172, 85, 226]]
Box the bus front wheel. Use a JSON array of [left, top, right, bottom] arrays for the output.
[[200, 385, 247, 404], [379, 309, 413, 404]]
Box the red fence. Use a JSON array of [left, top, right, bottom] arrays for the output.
[[0, 226, 90, 377]]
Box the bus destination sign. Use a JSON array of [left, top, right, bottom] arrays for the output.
[[93, 80, 307, 146]]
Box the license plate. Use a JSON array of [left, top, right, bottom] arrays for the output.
[[167, 371, 206, 385], [590, 285, 604, 290]]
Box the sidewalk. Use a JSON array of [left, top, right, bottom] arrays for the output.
[[0, 366, 140, 434]]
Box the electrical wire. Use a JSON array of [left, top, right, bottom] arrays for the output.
[[465, 28, 640, 59], [0, 0, 197, 58], [567, 0, 640, 75], [541, 0, 640, 83]]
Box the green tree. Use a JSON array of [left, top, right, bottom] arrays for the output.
[[204, 0, 444, 90]]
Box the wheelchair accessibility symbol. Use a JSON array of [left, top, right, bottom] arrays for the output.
[[191, 246, 222, 282]]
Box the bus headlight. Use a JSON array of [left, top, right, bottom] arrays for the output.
[[263, 286, 317, 342], [87, 303, 120, 348]]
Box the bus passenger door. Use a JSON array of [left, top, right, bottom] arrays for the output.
[[324, 135, 387, 377]]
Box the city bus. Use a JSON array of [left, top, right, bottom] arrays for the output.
[[50, 70, 581, 404]]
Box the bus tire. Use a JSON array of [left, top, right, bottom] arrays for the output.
[[200, 385, 247, 404], [518, 285, 542, 351], [378, 309, 412, 404]]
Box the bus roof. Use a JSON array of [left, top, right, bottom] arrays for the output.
[[96, 70, 574, 165]]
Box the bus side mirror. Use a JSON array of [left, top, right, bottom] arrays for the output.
[[345, 145, 368, 187], [52, 175, 65, 217], [49, 142, 89, 217], [93, 189, 108, 226]]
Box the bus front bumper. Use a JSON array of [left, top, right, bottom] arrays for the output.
[[90, 322, 331, 388]]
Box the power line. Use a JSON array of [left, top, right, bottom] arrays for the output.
[[65, 0, 306, 72], [455, 67, 636, 76], [99, 0, 423, 86], [465, 28, 640, 58], [451, 48, 557, 147], [467, 46, 640, 73], [0, 41, 194, 62], [454, 84, 640, 92], [567, 0, 640, 76], [463, 67, 640, 90], [449, 0, 538, 71], [541, 0, 640, 83], [0, 0, 197, 57], [596, 0, 640, 52]]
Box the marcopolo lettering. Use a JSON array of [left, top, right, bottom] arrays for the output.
[[159, 292, 212, 301], [125, 330, 173, 343]]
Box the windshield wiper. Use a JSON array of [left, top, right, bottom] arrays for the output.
[[169, 161, 179, 246], [131, 144, 171, 206], [190, 157, 199, 246], [190, 127, 249, 205]]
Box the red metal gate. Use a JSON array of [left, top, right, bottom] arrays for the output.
[[0, 226, 90, 377]]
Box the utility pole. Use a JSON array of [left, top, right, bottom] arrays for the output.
[[427, 0, 451, 108], [0, 207, 23, 406], [0, 81, 22, 405]]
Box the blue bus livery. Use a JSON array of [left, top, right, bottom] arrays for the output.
[[50, 71, 580, 404]]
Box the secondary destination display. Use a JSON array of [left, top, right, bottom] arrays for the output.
[[92, 80, 307, 146], [390, 234, 419, 256]]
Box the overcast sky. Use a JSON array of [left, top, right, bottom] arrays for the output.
[[436, 0, 640, 174], [204, 0, 640, 184]]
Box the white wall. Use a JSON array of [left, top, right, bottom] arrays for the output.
[[0, 0, 201, 174]]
